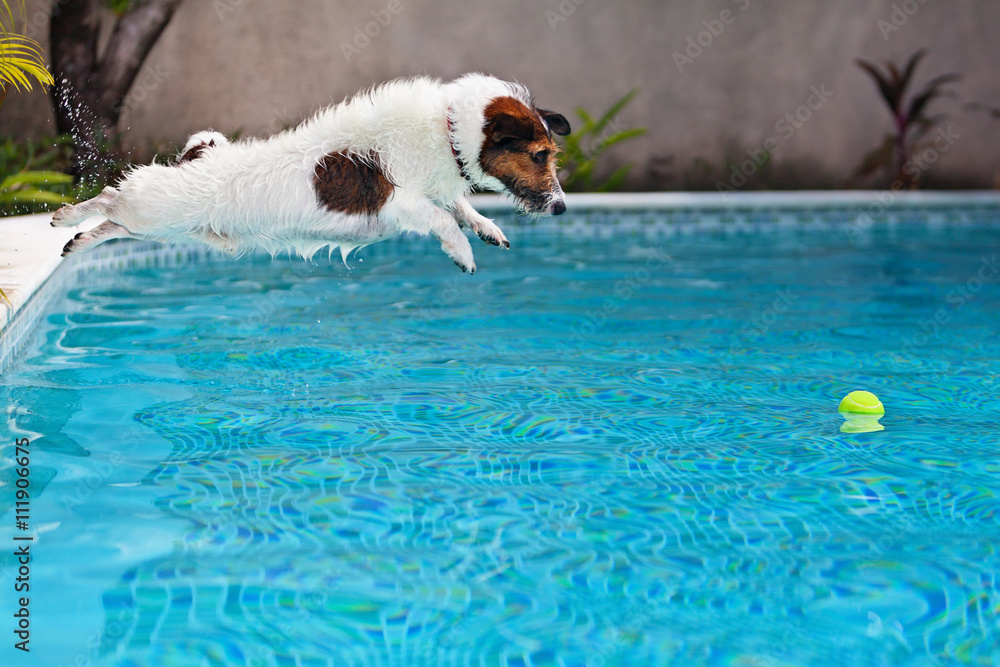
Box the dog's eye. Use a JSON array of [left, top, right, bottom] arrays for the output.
[[531, 151, 549, 165]]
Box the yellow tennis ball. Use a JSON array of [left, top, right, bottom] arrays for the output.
[[838, 390, 885, 415]]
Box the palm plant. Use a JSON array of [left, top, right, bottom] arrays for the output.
[[0, 0, 54, 106], [1, 3, 67, 315], [558, 89, 648, 192], [1, 132, 82, 216], [1, 170, 75, 210], [853, 49, 960, 188]]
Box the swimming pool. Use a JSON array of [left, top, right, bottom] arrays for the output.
[[1, 196, 999, 665]]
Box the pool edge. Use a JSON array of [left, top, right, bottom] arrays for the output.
[[3, 190, 1000, 374], [468, 189, 1000, 211]]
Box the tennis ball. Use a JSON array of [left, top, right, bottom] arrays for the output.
[[838, 390, 885, 415]]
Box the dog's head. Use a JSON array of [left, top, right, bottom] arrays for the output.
[[477, 97, 571, 216]]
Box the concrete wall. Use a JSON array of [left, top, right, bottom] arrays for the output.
[[2, 0, 999, 190]]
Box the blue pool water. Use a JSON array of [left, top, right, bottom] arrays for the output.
[[1, 217, 999, 665]]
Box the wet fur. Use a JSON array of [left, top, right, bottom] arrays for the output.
[[51, 74, 570, 274]]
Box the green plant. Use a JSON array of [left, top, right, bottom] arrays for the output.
[[0, 0, 54, 105], [0, 136, 85, 215], [1, 170, 75, 211], [853, 49, 960, 188], [965, 101, 1000, 119], [558, 89, 648, 192], [103, 0, 134, 14]]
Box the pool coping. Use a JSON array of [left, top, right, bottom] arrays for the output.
[[2, 189, 1000, 374]]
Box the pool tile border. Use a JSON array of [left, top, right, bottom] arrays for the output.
[[0, 232, 213, 376], [2, 191, 1000, 374]]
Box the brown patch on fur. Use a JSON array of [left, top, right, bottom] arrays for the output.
[[479, 97, 563, 211], [483, 97, 552, 142], [178, 140, 215, 164], [313, 151, 394, 215]]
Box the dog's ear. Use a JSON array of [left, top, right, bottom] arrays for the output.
[[538, 109, 571, 136], [489, 113, 536, 144]]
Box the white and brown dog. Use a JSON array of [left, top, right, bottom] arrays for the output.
[[51, 73, 570, 273]]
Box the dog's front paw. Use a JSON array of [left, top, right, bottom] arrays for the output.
[[476, 221, 510, 249], [453, 258, 476, 274], [447, 241, 476, 274], [465, 215, 509, 249]]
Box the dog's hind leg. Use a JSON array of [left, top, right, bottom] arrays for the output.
[[62, 220, 135, 256], [51, 186, 118, 227]]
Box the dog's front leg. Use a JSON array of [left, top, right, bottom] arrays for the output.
[[452, 197, 509, 249], [425, 206, 476, 274]]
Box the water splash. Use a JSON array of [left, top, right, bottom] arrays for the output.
[[55, 78, 123, 190]]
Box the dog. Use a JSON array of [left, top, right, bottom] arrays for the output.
[[51, 73, 571, 274]]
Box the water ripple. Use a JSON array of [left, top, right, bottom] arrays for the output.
[[3, 223, 999, 665]]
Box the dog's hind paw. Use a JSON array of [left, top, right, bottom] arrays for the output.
[[61, 232, 84, 256], [51, 204, 77, 227], [60, 220, 132, 257]]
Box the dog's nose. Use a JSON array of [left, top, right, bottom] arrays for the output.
[[552, 200, 566, 216]]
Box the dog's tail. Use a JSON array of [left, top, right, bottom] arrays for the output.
[[177, 131, 230, 164]]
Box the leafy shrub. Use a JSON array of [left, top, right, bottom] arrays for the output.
[[853, 49, 960, 188], [0, 136, 83, 216], [558, 89, 648, 192]]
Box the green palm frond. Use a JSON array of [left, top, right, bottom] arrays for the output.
[[0, 0, 53, 93], [0, 169, 73, 190], [0, 1, 18, 27], [0, 36, 54, 91], [0, 170, 76, 209], [593, 88, 640, 136]]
